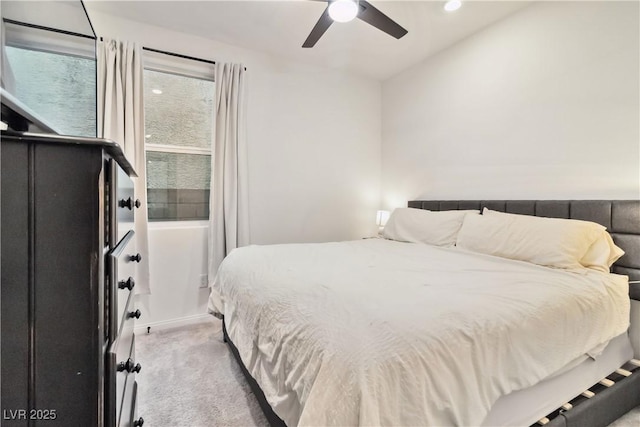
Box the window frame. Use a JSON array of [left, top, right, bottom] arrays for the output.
[[143, 50, 215, 222], [4, 20, 96, 60]]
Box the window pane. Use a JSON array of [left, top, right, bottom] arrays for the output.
[[147, 151, 211, 221], [144, 69, 214, 149], [5, 47, 96, 137]]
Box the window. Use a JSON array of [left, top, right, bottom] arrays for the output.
[[3, 23, 96, 137], [144, 60, 215, 222]]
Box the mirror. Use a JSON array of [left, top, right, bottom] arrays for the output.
[[1, 1, 97, 136]]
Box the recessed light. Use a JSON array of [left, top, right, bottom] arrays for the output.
[[152, 89, 162, 95], [444, 0, 462, 12]]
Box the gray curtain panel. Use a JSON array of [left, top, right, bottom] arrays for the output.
[[208, 63, 250, 280]]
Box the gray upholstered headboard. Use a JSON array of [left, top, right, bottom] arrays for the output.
[[407, 200, 640, 295]]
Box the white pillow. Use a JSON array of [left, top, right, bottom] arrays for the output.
[[580, 230, 624, 273], [456, 208, 605, 270], [382, 208, 479, 247]]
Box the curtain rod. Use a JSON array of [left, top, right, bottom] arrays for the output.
[[3, 18, 96, 40], [97, 40, 246, 71], [142, 46, 246, 71]]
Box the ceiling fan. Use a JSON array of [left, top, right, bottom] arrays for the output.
[[302, 0, 408, 48]]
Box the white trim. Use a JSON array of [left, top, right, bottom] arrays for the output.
[[146, 143, 210, 155], [148, 220, 209, 230], [134, 313, 213, 335], [143, 49, 214, 81], [5, 21, 95, 59], [145, 64, 213, 83]]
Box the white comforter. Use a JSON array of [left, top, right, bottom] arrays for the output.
[[208, 239, 629, 426]]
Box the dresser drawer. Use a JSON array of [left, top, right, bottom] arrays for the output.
[[107, 293, 141, 426], [106, 322, 140, 427], [111, 160, 137, 244], [119, 343, 138, 427], [117, 290, 136, 352], [126, 380, 143, 427], [108, 230, 139, 336]]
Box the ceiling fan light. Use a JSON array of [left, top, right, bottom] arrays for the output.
[[444, 0, 462, 12], [328, 0, 359, 23]]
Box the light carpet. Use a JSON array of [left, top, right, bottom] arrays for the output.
[[136, 317, 640, 427], [136, 317, 268, 426]]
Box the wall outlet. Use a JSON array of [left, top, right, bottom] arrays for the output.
[[199, 274, 209, 288]]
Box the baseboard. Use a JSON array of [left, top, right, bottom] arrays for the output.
[[134, 313, 213, 334]]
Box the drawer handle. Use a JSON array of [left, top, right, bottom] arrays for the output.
[[117, 358, 133, 372], [130, 253, 142, 263], [119, 197, 134, 210], [118, 277, 135, 291], [128, 309, 142, 319], [135, 199, 141, 209], [117, 358, 142, 373], [133, 417, 144, 427]]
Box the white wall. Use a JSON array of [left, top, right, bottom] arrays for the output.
[[140, 222, 210, 328], [86, 8, 381, 327], [381, 1, 639, 209]]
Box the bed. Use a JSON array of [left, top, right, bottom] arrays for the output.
[[208, 200, 640, 427]]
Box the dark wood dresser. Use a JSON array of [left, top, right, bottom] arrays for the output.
[[1, 132, 144, 427]]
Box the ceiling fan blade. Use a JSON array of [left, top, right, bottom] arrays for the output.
[[357, 0, 408, 39], [303, 6, 333, 48]]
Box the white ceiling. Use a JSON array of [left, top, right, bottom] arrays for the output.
[[86, 1, 531, 80], [3, 1, 95, 37]]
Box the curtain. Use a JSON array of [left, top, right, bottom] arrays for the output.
[[97, 39, 151, 294], [208, 63, 250, 279]]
